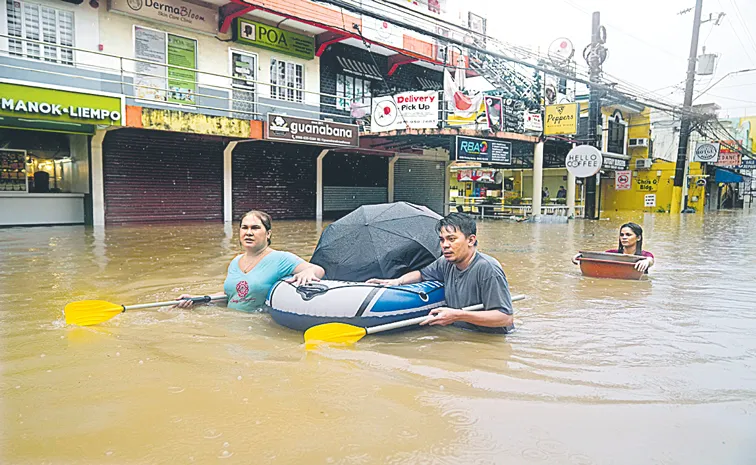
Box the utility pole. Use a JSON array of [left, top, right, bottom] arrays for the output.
[[671, 0, 704, 214], [585, 12, 606, 220]]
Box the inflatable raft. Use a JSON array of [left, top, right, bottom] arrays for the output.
[[266, 280, 445, 332], [578, 251, 645, 280]]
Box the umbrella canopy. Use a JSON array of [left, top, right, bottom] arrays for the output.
[[311, 202, 443, 282]]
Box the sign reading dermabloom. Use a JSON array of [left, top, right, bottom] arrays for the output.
[[0, 82, 123, 125], [110, 0, 218, 34], [565, 145, 602, 178], [266, 114, 358, 147], [454, 136, 512, 165]]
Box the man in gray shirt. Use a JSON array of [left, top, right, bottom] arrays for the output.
[[368, 213, 514, 333]]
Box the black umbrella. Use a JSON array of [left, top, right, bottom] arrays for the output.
[[311, 202, 443, 281]]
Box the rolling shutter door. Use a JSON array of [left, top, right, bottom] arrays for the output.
[[232, 142, 319, 220], [394, 159, 445, 214], [103, 129, 224, 223], [323, 153, 388, 214]]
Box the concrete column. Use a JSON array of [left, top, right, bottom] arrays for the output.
[[531, 141, 544, 217], [444, 161, 452, 215], [388, 155, 399, 202], [567, 170, 576, 217], [90, 129, 109, 226], [315, 149, 329, 220], [223, 141, 238, 223]]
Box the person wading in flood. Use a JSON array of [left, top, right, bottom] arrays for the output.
[[176, 210, 324, 311], [572, 222, 655, 273], [368, 213, 515, 333]]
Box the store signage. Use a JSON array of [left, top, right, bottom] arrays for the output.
[[615, 170, 631, 190], [266, 114, 358, 147], [565, 145, 602, 178], [235, 18, 314, 60], [602, 156, 628, 171], [544, 103, 578, 135], [0, 82, 123, 126], [110, 0, 218, 34], [737, 158, 756, 169], [715, 152, 741, 167], [718, 140, 742, 153], [457, 169, 498, 183], [692, 142, 720, 162], [634, 177, 658, 192], [361, 16, 404, 48], [134, 27, 197, 105], [644, 194, 656, 207], [523, 110, 543, 132], [371, 91, 439, 132], [454, 136, 511, 165]]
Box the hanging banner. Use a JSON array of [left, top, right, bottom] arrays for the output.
[[544, 103, 578, 135], [370, 91, 439, 132], [615, 170, 631, 190], [484, 96, 503, 132], [692, 141, 720, 163], [166, 34, 197, 104]]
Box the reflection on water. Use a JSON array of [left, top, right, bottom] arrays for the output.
[[2, 212, 756, 464]]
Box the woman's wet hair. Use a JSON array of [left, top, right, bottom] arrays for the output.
[[437, 213, 478, 246], [617, 222, 643, 255], [240, 210, 272, 245]]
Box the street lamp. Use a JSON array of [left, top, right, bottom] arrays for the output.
[[693, 68, 756, 101]]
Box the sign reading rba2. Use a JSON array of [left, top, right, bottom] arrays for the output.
[[235, 18, 315, 60], [0, 82, 123, 126], [692, 142, 720, 163], [267, 114, 358, 147], [454, 136, 512, 165]]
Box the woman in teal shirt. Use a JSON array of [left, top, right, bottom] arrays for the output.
[[177, 210, 324, 312]]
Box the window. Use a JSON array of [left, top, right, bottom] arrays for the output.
[[607, 120, 626, 155], [270, 58, 304, 103], [336, 74, 372, 111], [230, 50, 257, 119], [6, 0, 74, 65]]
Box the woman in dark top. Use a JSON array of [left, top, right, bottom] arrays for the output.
[[572, 222, 655, 273]]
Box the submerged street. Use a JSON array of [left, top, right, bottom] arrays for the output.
[[2, 211, 756, 464]]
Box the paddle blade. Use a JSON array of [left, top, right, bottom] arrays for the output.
[[304, 322, 368, 348], [64, 300, 124, 326]]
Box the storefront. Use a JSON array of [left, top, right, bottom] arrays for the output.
[[0, 81, 123, 226], [102, 129, 226, 224]]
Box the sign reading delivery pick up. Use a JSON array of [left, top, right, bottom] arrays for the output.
[[0, 82, 124, 126]]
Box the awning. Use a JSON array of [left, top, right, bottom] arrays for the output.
[[336, 56, 382, 80], [714, 168, 750, 184], [416, 77, 442, 90]]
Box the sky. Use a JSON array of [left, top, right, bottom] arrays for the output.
[[462, 0, 756, 118]]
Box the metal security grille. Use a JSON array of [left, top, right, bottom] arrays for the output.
[[393, 159, 445, 214], [103, 129, 224, 224]]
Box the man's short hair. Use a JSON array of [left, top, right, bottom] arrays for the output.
[[436, 212, 477, 237]]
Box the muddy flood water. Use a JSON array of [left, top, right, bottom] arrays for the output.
[[2, 211, 756, 464]]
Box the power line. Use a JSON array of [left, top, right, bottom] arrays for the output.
[[729, 0, 756, 54]]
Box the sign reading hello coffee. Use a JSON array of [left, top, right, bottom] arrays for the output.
[[266, 114, 359, 147]]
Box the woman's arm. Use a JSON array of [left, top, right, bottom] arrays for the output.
[[288, 262, 325, 286], [174, 291, 226, 308], [635, 256, 654, 272]]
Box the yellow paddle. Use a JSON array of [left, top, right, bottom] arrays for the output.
[[304, 294, 526, 347], [64, 295, 227, 326]]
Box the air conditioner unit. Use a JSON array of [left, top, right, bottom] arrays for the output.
[[635, 158, 653, 170], [629, 138, 649, 147]]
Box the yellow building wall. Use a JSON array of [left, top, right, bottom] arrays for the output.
[[600, 108, 707, 213]]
